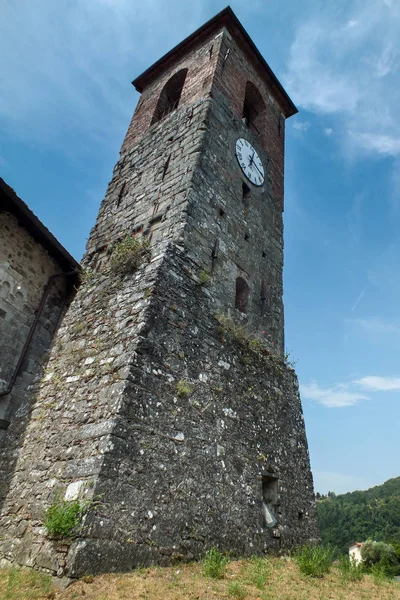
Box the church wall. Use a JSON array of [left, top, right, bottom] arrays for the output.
[[0, 212, 67, 431]]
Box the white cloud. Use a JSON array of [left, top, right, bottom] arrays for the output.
[[293, 120, 310, 132], [300, 381, 368, 408], [354, 376, 400, 391], [284, 0, 400, 157], [324, 128, 334, 136], [349, 317, 400, 336], [353, 133, 400, 156], [302, 370, 400, 408]]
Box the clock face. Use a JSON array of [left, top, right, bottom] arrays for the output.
[[235, 138, 265, 187]]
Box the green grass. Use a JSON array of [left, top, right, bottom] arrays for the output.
[[371, 563, 392, 586], [242, 556, 270, 589], [0, 568, 52, 600], [294, 545, 335, 578], [203, 547, 229, 579], [337, 554, 363, 582], [1, 553, 400, 600], [227, 581, 247, 599]]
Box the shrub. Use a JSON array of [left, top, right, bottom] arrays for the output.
[[370, 562, 391, 585], [227, 582, 246, 599], [337, 554, 363, 582], [294, 545, 335, 578], [203, 547, 229, 579], [110, 235, 151, 275], [44, 498, 86, 537], [361, 539, 398, 574]]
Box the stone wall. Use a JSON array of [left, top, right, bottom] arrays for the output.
[[65, 246, 317, 577], [0, 211, 69, 430], [0, 86, 214, 577]]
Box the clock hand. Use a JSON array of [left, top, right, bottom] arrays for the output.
[[252, 161, 264, 178]]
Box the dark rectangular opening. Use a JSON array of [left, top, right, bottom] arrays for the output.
[[262, 473, 279, 528]]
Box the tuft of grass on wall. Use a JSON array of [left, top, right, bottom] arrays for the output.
[[176, 379, 194, 397], [110, 235, 151, 275], [44, 498, 85, 538]]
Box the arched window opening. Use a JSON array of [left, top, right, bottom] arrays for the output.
[[151, 69, 188, 125], [242, 81, 266, 135], [235, 277, 249, 313]]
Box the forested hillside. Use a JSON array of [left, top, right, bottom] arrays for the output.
[[317, 476, 400, 552]]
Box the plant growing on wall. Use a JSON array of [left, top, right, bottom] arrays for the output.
[[110, 235, 151, 275], [44, 497, 88, 538]]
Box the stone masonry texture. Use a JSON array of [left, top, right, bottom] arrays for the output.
[[0, 10, 318, 579], [0, 211, 71, 431]]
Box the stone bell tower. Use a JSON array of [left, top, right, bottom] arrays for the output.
[[0, 7, 317, 578]]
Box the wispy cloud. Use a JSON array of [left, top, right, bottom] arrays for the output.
[[354, 376, 400, 391], [300, 382, 368, 408], [351, 286, 367, 312], [0, 0, 205, 147], [284, 0, 400, 158], [302, 371, 400, 408], [348, 317, 400, 336], [292, 120, 310, 132]]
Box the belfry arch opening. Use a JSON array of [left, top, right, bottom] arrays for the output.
[[151, 69, 188, 125], [242, 81, 266, 135], [235, 277, 249, 313]]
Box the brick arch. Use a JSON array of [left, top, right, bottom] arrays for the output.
[[151, 68, 188, 125], [242, 81, 266, 137]]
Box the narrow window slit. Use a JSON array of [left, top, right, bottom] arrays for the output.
[[162, 154, 171, 180], [116, 182, 126, 207], [262, 474, 279, 528], [235, 277, 249, 313], [242, 182, 251, 209]]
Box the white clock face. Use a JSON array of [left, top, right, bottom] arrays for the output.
[[235, 138, 265, 187]]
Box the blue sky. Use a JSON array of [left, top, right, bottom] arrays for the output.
[[1, 0, 400, 495]]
